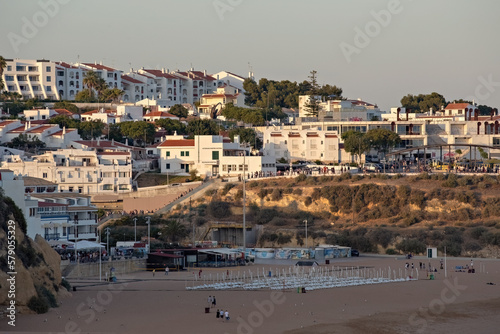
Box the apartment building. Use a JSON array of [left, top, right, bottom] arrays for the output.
[[158, 134, 276, 177], [1, 148, 133, 195], [1, 121, 80, 148], [55, 61, 85, 100], [0, 170, 98, 242], [198, 84, 245, 117], [1, 58, 59, 100], [78, 62, 122, 90], [298, 96, 382, 121]]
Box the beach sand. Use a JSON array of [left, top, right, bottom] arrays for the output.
[[3, 256, 500, 334]]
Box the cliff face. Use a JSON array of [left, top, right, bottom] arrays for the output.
[[0, 202, 69, 313]]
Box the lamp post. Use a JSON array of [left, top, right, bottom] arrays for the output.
[[242, 148, 246, 262], [99, 228, 102, 281], [303, 220, 308, 248], [146, 216, 151, 254], [133, 217, 137, 242], [105, 227, 110, 256]]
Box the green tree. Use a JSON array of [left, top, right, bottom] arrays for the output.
[[7, 134, 46, 151], [48, 115, 80, 129], [75, 89, 96, 102], [228, 128, 262, 149], [100, 88, 124, 104], [365, 128, 401, 158], [155, 118, 187, 135], [78, 120, 105, 140], [303, 70, 322, 117], [186, 119, 219, 137], [168, 104, 188, 118], [120, 121, 156, 146], [341, 131, 371, 163], [401, 92, 446, 113], [161, 220, 188, 243], [53, 101, 79, 114], [82, 71, 100, 99], [107, 123, 123, 142], [0, 56, 6, 91]]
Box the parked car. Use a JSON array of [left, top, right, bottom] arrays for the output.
[[351, 249, 360, 257], [363, 163, 382, 172]]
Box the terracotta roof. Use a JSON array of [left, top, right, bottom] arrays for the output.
[[8, 125, 28, 133], [55, 61, 79, 69], [38, 201, 67, 207], [50, 128, 77, 136], [201, 93, 238, 98], [82, 63, 119, 72], [122, 75, 143, 84], [445, 103, 472, 110], [158, 139, 195, 147], [82, 109, 115, 115], [141, 69, 178, 79], [73, 140, 133, 149], [143, 111, 178, 118], [270, 133, 282, 137], [325, 134, 338, 138], [23, 176, 57, 186], [26, 125, 54, 134], [0, 120, 18, 127], [54, 108, 73, 116], [288, 133, 301, 138], [306, 133, 319, 137]]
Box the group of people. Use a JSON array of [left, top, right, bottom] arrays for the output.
[[208, 295, 229, 321]]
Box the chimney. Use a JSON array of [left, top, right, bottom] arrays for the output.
[[406, 108, 409, 121], [62, 126, 66, 135], [162, 68, 165, 74], [203, 70, 207, 76], [24, 122, 28, 130], [396, 107, 400, 121], [95, 60, 97, 65], [100, 61, 103, 65]]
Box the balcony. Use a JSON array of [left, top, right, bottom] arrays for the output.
[[44, 233, 61, 241]]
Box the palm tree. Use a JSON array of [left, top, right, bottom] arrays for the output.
[[0, 56, 7, 91], [82, 71, 99, 99], [162, 220, 188, 243]]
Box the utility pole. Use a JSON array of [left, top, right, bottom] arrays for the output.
[[105, 227, 110, 256], [146, 216, 151, 253], [303, 219, 308, 248], [133, 217, 137, 242], [242, 147, 247, 263]]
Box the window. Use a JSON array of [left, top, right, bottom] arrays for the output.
[[166, 163, 170, 169], [47, 86, 52, 92], [181, 164, 185, 169], [212, 151, 219, 160], [29, 208, 36, 216], [63, 227, 67, 236], [57, 71, 64, 76], [16, 65, 26, 71], [5, 75, 14, 81], [103, 184, 113, 190], [181, 151, 185, 157], [46, 66, 51, 72], [119, 172, 128, 177], [69, 186, 74, 192], [166, 151, 170, 157], [47, 76, 51, 82], [185, 151, 189, 157], [7, 65, 12, 71]]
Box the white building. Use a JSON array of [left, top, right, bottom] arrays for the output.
[[198, 84, 245, 117], [1, 122, 80, 148], [1, 148, 133, 195], [21, 107, 76, 121], [158, 134, 276, 177], [212, 70, 248, 93], [1, 58, 59, 100], [78, 62, 122, 90], [298, 96, 382, 121], [55, 61, 84, 100]]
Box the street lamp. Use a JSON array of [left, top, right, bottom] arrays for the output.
[[105, 227, 110, 256], [242, 146, 248, 263], [133, 217, 137, 242], [146, 216, 151, 254], [303, 220, 308, 248]]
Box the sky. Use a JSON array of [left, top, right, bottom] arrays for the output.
[[1, 0, 500, 111]]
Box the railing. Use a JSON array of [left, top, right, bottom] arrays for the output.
[[44, 233, 61, 241]]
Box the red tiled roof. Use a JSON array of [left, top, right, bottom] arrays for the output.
[[306, 133, 319, 137], [141, 69, 178, 79], [325, 134, 338, 138], [445, 103, 472, 110], [55, 61, 79, 69], [288, 133, 301, 138], [26, 125, 54, 134], [270, 133, 282, 137], [50, 128, 77, 136], [54, 109, 73, 116], [82, 63, 119, 72], [73, 140, 133, 149], [122, 75, 143, 84], [158, 139, 195, 147], [82, 109, 114, 115], [8, 125, 28, 133], [143, 111, 178, 118], [97, 151, 131, 156], [0, 120, 18, 127]]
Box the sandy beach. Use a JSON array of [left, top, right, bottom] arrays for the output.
[[3, 256, 500, 334]]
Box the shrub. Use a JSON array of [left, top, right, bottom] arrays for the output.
[[257, 188, 269, 199], [296, 174, 307, 182], [270, 188, 283, 201], [292, 188, 303, 196], [270, 217, 287, 226], [61, 278, 71, 292], [221, 183, 235, 196], [28, 296, 49, 314], [207, 201, 231, 218], [304, 196, 312, 207], [386, 248, 397, 255], [396, 238, 426, 254], [442, 173, 458, 188], [248, 181, 259, 188], [255, 209, 279, 225]]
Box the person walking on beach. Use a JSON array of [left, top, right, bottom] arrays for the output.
[[153, 269, 155, 277], [225, 310, 229, 322], [208, 296, 212, 307], [220, 309, 224, 321], [216, 309, 220, 318], [165, 266, 169, 275], [212, 296, 216, 308]]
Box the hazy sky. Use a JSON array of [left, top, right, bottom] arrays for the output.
[[1, 0, 499, 111]]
